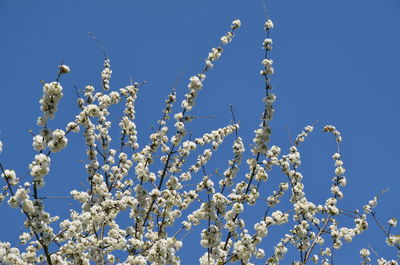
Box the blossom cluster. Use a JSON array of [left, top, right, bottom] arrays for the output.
[[38, 81, 63, 124]]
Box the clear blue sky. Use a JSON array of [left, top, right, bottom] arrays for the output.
[[1, 1, 399, 264]]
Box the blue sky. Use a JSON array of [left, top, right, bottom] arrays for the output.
[[0, 0, 399, 264]]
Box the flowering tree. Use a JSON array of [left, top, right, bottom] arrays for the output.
[[0, 10, 399, 265]]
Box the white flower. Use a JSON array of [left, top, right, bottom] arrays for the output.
[[231, 19, 241, 29], [221, 36, 229, 44], [66, 122, 80, 133], [386, 235, 400, 246], [188, 76, 202, 90], [48, 129, 68, 152], [1, 169, 17, 184], [205, 59, 214, 69], [265, 19, 274, 30], [107, 254, 115, 264], [262, 59, 273, 67], [335, 166, 345, 176], [260, 59, 274, 75], [59, 64, 70, 74], [368, 196, 378, 208], [321, 247, 331, 256], [98, 94, 112, 108], [263, 38, 273, 50], [255, 248, 265, 259], [18, 232, 31, 245], [254, 221, 268, 237], [271, 210, 288, 225], [388, 217, 397, 227], [85, 104, 102, 117], [360, 248, 370, 257]]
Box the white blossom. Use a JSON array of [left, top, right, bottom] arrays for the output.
[[58, 64, 70, 74], [265, 19, 274, 30], [388, 217, 397, 227]]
